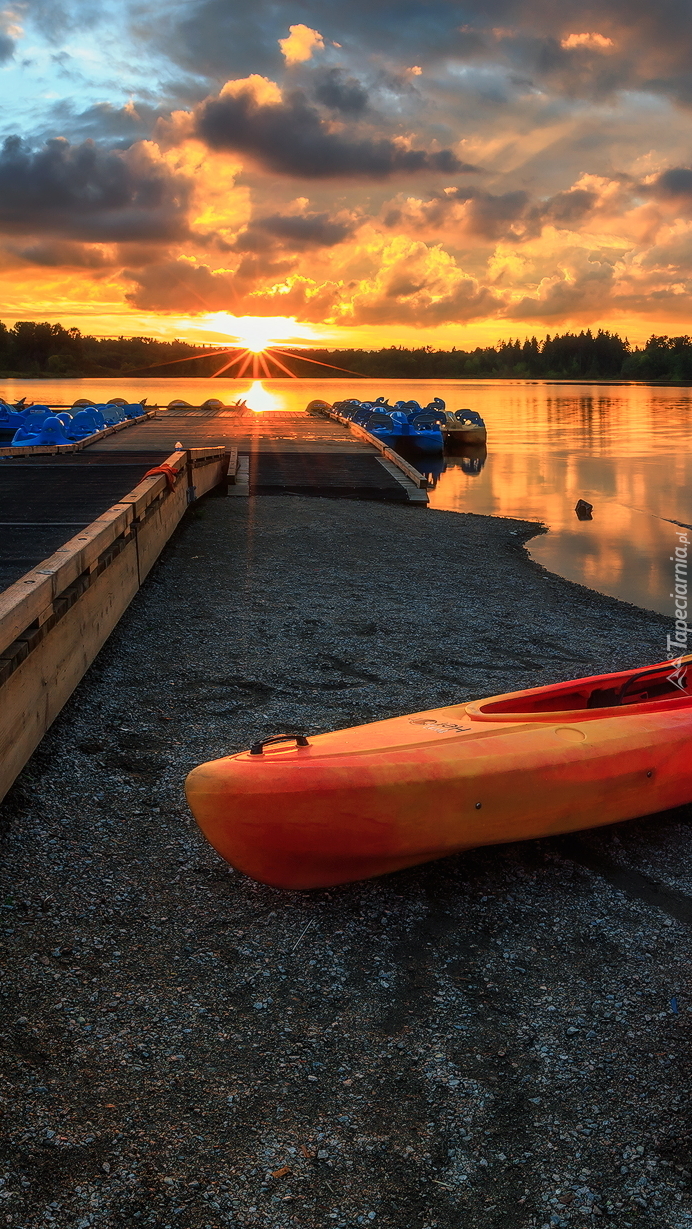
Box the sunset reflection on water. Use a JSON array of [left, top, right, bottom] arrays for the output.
[[242, 380, 284, 412], [2, 376, 690, 616], [418, 383, 692, 617]]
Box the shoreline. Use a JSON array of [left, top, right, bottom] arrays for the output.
[[3, 375, 692, 387], [1, 494, 689, 1228]]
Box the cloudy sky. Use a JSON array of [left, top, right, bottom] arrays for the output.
[[2, 0, 692, 347]]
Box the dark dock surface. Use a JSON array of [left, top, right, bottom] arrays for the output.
[[0, 454, 169, 590], [0, 407, 425, 589], [94, 407, 426, 502], [248, 451, 410, 500]]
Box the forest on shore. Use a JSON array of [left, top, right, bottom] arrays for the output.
[[2, 320, 692, 382]]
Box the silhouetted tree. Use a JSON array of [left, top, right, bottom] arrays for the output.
[[0, 321, 689, 380]]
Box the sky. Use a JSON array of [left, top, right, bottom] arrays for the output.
[[1, 0, 692, 349]]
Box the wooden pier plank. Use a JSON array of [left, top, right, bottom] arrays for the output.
[[0, 408, 158, 459], [247, 449, 411, 501], [89, 407, 427, 503]]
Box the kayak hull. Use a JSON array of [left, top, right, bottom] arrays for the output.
[[185, 662, 692, 889]]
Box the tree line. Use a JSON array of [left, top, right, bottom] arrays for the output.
[[2, 320, 692, 381], [0, 322, 219, 378]]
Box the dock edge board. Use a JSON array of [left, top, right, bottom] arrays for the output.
[[0, 408, 159, 458], [375, 456, 429, 503], [0, 445, 231, 804], [321, 407, 429, 493]]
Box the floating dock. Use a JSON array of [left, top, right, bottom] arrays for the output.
[[92, 405, 428, 503], [0, 401, 426, 802]]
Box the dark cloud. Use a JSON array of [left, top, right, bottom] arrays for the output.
[[385, 187, 538, 241], [525, 36, 628, 101], [483, 1, 692, 106], [637, 166, 692, 219], [0, 136, 192, 243], [652, 167, 692, 198], [116, 242, 170, 268], [10, 239, 114, 267], [313, 68, 369, 115], [454, 187, 537, 240], [0, 33, 15, 62], [455, 28, 490, 58], [124, 258, 237, 311], [196, 83, 473, 179], [141, 0, 692, 110], [23, 0, 108, 40], [46, 100, 161, 143], [156, 0, 475, 80], [466, 184, 598, 235], [234, 252, 295, 281], [215, 209, 353, 284], [237, 210, 357, 250], [155, 0, 285, 79], [385, 183, 600, 243], [542, 188, 598, 224]]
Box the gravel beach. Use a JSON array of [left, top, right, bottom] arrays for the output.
[[1, 492, 691, 1229]]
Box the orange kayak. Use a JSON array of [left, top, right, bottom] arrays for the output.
[[184, 657, 692, 889]]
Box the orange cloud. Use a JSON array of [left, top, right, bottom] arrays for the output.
[[279, 24, 324, 65], [560, 32, 614, 51], [219, 75, 283, 106]]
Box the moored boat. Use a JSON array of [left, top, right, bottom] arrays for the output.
[[184, 656, 692, 890], [364, 409, 444, 454], [443, 409, 487, 446]]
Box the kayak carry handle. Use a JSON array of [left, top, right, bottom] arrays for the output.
[[250, 733, 310, 756]]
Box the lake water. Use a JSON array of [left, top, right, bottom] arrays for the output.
[[2, 375, 690, 618]]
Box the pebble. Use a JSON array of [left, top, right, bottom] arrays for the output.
[[0, 494, 690, 1228]]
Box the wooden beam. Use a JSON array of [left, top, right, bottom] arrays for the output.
[[0, 503, 133, 657], [0, 447, 229, 802], [0, 408, 158, 459]]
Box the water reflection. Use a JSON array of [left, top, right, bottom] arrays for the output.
[[243, 380, 284, 413], [425, 424, 692, 615], [409, 453, 446, 489], [458, 444, 487, 476], [1, 376, 690, 614]]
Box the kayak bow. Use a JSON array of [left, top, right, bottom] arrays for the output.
[[184, 657, 692, 889]]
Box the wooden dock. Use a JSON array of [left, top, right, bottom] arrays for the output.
[[0, 441, 229, 802], [92, 406, 428, 504], [0, 407, 158, 458], [0, 401, 427, 802]]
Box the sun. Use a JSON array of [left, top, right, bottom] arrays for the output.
[[201, 312, 322, 352], [231, 316, 280, 352], [134, 311, 357, 381]]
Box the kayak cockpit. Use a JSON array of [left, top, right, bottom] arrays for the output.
[[467, 657, 692, 722]]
